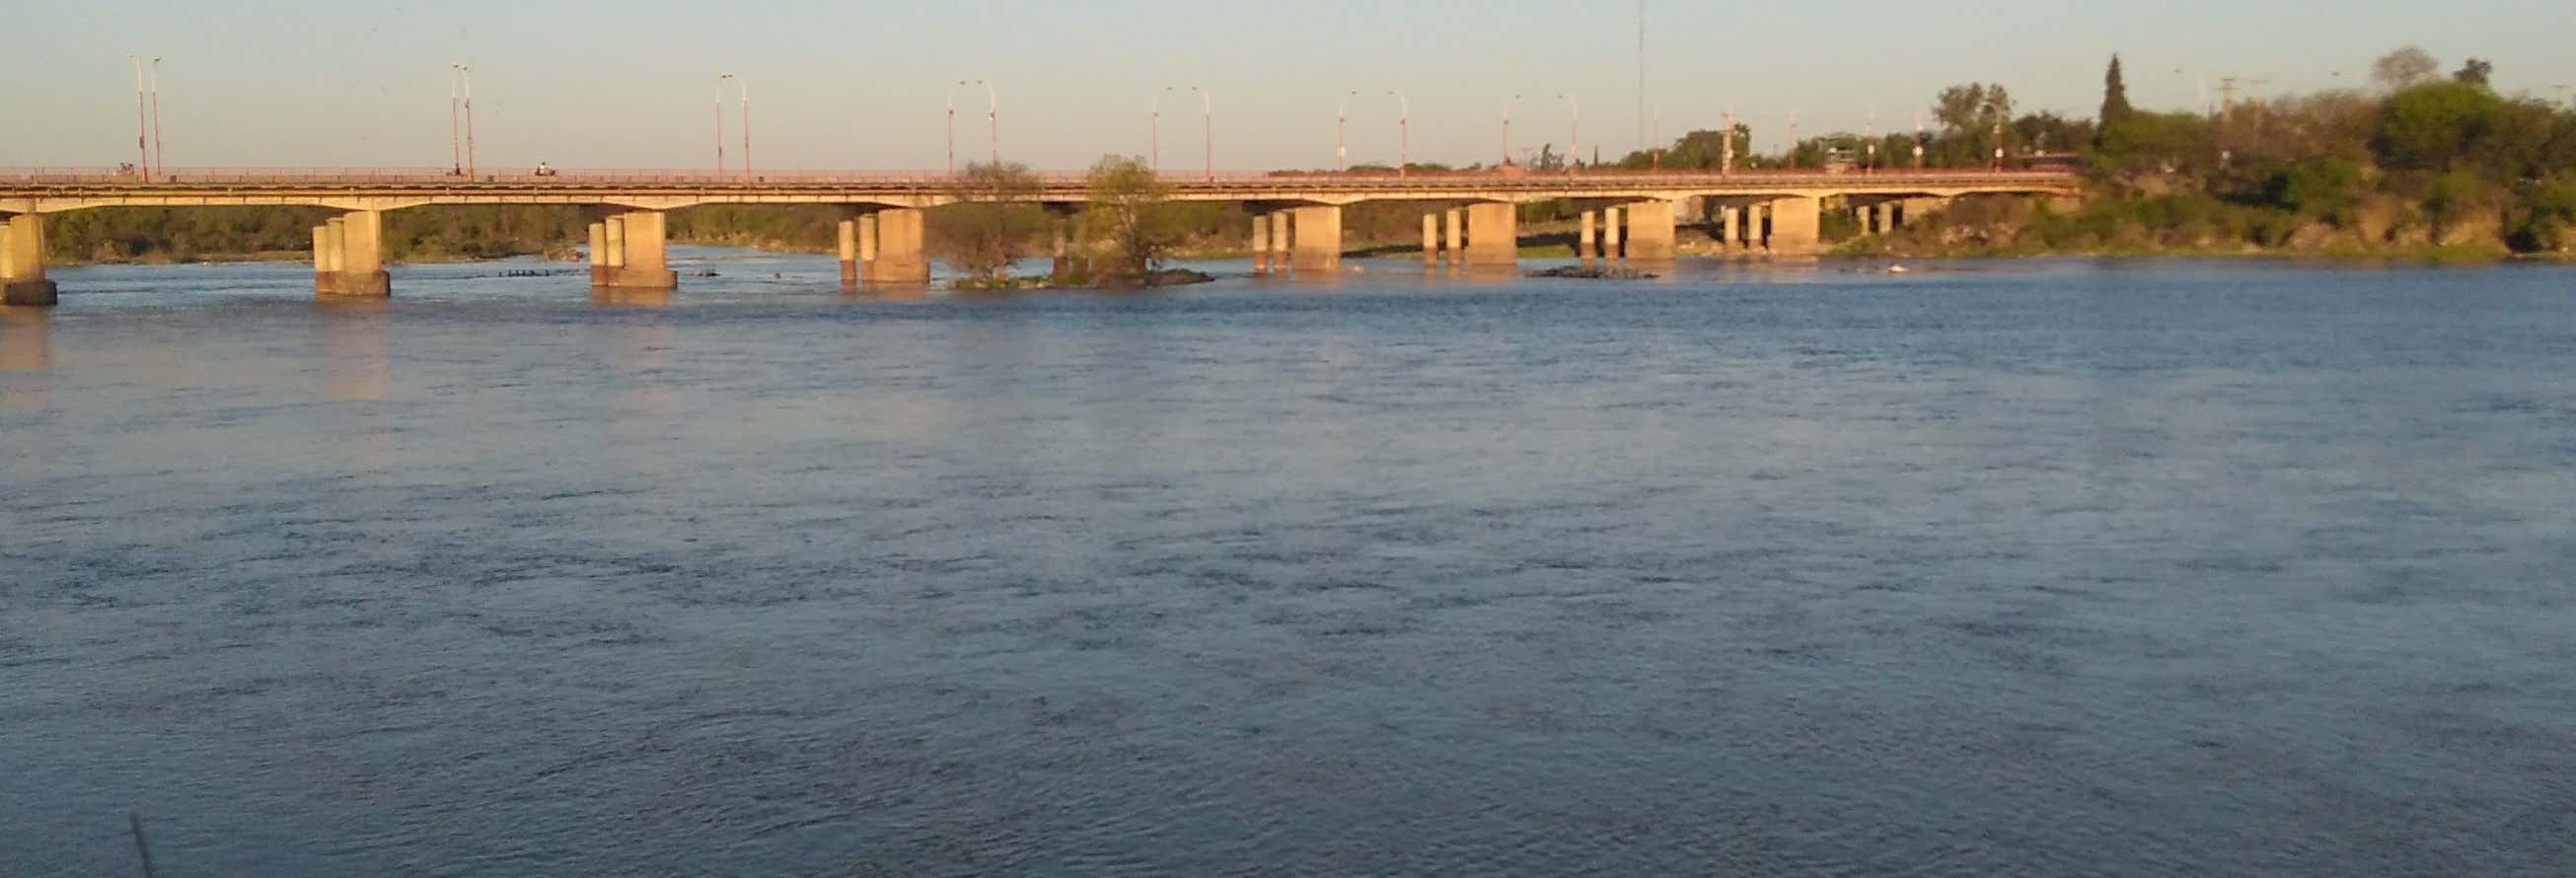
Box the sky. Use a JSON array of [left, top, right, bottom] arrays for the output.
[[6, 0, 2573, 172]]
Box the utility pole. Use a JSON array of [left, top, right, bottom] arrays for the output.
[[739, 76, 753, 181], [1722, 105, 1734, 175], [1786, 108, 1798, 170], [452, 75, 465, 176], [715, 74, 731, 177]]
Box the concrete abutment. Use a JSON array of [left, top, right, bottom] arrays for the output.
[[1, 214, 56, 307]]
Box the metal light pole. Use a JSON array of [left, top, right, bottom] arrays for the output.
[[148, 58, 163, 177], [1387, 90, 1409, 177], [1651, 103, 1662, 171], [715, 74, 732, 177], [1338, 90, 1358, 173], [737, 76, 752, 181], [1152, 88, 1166, 174], [1914, 115, 1926, 170], [1864, 103, 1877, 174], [1191, 86, 1212, 182], [945, 88, 957, 176], [129, 56, 148, 178], [455, 65, 476, 179], [1558, 94, 1579, 175], [1722, 106, 1735, 176], [974, 80, 997, 164], [1502, 94, 1519, 168], [451, 75, 464, 175], [1786, 108, 1798, 170]]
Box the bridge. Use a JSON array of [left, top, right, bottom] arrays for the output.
[[0, 168, 2080, 305]]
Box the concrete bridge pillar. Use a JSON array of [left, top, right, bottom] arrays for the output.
[[598, 210, 678, 290], [312, 223, 340, 295], [1249, 214, 1270, 274], [334, 210, 391, 297], [1422, 214, 1439, 268], [839, 218, 860, 288], [1601, 206, 1623, 261], [857, 214, 880, 280], [1442, 209, 1463, 269], [1463, 202, 1517, 269], [1768, 197, 1822, 256], [587, 222, 609, 285], [1718, 206, 1739, 248], [1749, 203, 1770, 249], [1, 214, 57, 306], [1625, 199, 1677, 261], [1288, 205, 1342, 274], [872, 208, 930, 285], [1875, 202, 1895, 235], [1266, 210, 1291, 273], [1579, 210, 1597, 263]]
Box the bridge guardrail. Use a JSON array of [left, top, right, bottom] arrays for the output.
[[2, 167, 2082, 188]]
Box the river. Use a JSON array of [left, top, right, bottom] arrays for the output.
[[3, 250, 2572, 876]]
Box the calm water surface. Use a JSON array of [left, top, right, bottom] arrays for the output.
[[4, 251, 2573, 876]]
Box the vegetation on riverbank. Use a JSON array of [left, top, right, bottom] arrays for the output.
[[1773, 50, 2576, 259]]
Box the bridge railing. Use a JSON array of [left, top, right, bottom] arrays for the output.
[[1, 166, 2081, 188]]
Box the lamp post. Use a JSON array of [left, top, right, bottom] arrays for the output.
[[148, 58, 162, 177], [972, 80, 997, 164], [1151, 88, 1166, 174], [1337, 90, 1357, 173], [1651, 103, 1662, 171], [1190, 86, 1212, 182], [1558, 94, 1579, 175], [128, 56, 148, 178], [1786, 108, 1798, 170], [737, 76, 752, 181], [1503, 94, 1519, 168], [454, 65, 475, 179], [1722, 106, 1735, 176], [451, 74, 465, 176], [1387, 90, 1409, 177], [1864, 103, 1877, 174], [715, 74, 732, 177]]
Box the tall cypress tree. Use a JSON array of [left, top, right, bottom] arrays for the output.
[[2100, 55, 2136, 127]]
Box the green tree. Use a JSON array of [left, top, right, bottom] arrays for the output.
[[2374, 81, 2505, 172], [2100, 55, 2136, 129], [2266, 158, 2369, 225], [1081, 155, 1185, 282], [2453, 58, 2494, 87], [929, 161, 1047, 283]]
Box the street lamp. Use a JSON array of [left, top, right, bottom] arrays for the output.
[[715, 74, 733, 177], [128, 56, 148, 178], [1722, 105, 1736, 176], [1864, 103, 1877, 174], [736, 76, 753, 181], [1503, 94, 1519, 169], [451, 72, 465, 176], [1190, 86, 1212, 182], [149, 58, 162, 177], [1651, 103, 1662, 171], [453, 64, 475, 179], [1387, 90, 1409, 177], [966, 79, 997, 165], [1557, 94, 1579, 175], [1337, 90, 1357, 173], [1152, 88, 1167, 174]]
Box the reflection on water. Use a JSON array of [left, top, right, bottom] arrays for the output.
[[0, 307, 47, 410], [4, 253, 2576, 877]]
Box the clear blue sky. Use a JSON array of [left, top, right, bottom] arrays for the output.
[[7, 0, 2571, 171]]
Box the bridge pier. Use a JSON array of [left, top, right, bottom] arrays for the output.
[[1463, 202, 1517, 270], [1442, 209, 1462, 271], [1720, 206, 1741, 249], [1601, 207, 1623, 262], [858, 214, 880, 282], [1768, 197, 1822, 256], [1288, 205, 1341, 274], [1580, 210, 1597, 263], [1249, 214, 1270, 274], [311, 211, 389, 297], [871, 208, 930, 285], [587, 222, 609, 284], [1875, 201, 1895, 236], [1267, 210, 1290, 274], [839, 218, 860, 288], [1625, 199, 1676, 261], [595, 210, 678, 290], [1, 214, 56, 307], [1422, 214, 1438, 268]]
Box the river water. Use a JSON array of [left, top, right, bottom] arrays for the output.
[[3, 251, 2572, 876]]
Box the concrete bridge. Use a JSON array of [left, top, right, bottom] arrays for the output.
[[0, 168, 2079, 305]]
